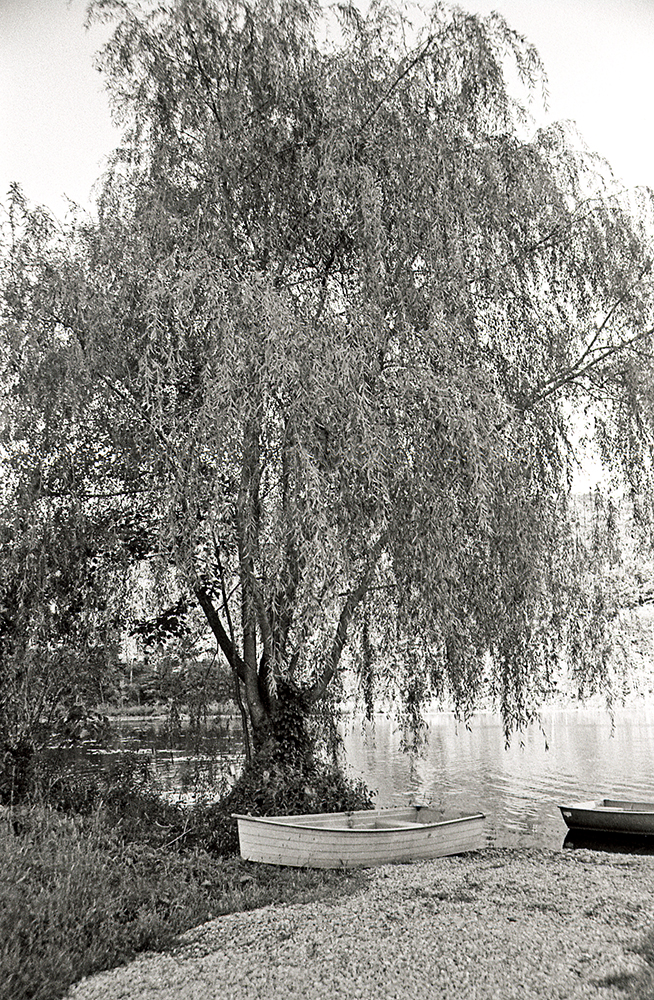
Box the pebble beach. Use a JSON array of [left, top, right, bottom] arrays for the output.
[[66, 846, 654, 999]]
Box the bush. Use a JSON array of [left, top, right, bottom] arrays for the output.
[[199, 751, 376, 856]]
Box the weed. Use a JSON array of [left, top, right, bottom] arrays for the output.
[[0, 752, 372, 1000]]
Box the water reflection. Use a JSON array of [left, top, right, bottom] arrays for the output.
[[562, 830, 654, 855], [48, 714, 245, 802]]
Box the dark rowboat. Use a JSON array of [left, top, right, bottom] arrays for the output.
[[560, 799, 654, 836], [233, 805, 485, 868]]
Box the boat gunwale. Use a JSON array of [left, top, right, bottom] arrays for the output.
[[232, 810, 485, 834], [560, 799, 654, 816]]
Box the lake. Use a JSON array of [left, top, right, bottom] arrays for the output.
[[341, 705, 654, 849], [62, 702, 654, 851]]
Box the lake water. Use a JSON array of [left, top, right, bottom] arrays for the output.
[[63, 702, 654, 851], [341, 705, 654, 849]]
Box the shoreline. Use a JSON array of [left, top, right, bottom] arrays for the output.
[[66, 845, 654, 999]]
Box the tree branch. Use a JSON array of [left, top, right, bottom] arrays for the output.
[[522, 263, 652, 410], [244, 34, 435, 184], [184, 19, 224, 133], [494, 268, 654, 433], [359, 35, 434, 133], [523, 323, 654, 412], [213, 536, 252, 762], [308, 534, 387, 703], [194, 585, 247, 683]]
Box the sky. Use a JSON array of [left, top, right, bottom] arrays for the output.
[[0, 0, 116, 216], [0, 0, 653, 216]]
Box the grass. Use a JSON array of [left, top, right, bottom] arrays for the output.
[[0, 806, 368, 1000], [0, 757, 371, 1000]]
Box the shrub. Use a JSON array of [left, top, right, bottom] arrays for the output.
[[199, 751, 376, 856]]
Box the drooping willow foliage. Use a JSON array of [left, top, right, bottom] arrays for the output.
[[3, 0, 654, 751]]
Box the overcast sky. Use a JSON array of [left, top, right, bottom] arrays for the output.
[[1, 0, 653, 216]]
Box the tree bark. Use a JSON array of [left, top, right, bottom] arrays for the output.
[[194, 585, 268, 738]]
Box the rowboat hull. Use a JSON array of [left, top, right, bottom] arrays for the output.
[[560, 799, 654, 836], [233, 806, 485, 868]]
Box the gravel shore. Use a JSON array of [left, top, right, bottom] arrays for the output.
[[66, 847, 654, 999]]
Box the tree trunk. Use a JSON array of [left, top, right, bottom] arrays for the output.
[[194, 585, 268, 741]]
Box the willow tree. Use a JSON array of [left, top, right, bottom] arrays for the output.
[[3, 0, 654, 756], [0, 188, 149, 773]]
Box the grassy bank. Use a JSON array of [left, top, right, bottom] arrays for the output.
[[0, 804, 367, 1000], [0, 751, 373, 1000]]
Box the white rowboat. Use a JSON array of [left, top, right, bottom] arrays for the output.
[[233, 805, 485, 868]]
